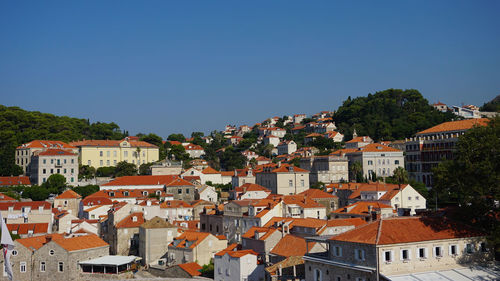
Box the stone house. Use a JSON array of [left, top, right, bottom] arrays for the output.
[[304, 217, 492, 281], [214, 248, 265, 281], [299, 155, 349, 184], [139, 216, 178, 265], [256, 164, 310, 195], [0, 201, 52, 228], [167, 231, 228, 266], [1, 233, 109, 281], [277, 140, 297, 155], [231, 168, 256, 188], [53, 189, 81, 216], [15, 140, 78, 176], [29, 149, 79, 185], [195, 185, 218, 203], [299, 189, 339, 214], [111, 212, 145, 255], [241, 227, 283, 262], [160, 200, 194, 222]]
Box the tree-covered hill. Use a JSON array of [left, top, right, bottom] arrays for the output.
[[333, 89, 457, 141], [480, 94, 500, 112], [0, 105, 127, 176]]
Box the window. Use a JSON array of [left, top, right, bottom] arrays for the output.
[[384, 250, 392, 262], [100, 160, 103, 166], [416, 196, 420, 200], [107, 151, 110, 157], [226, 268, 230, 276], [466, 243, 475, 254], [58, 262, 64, 272], [43, 159, 46, 164], [63, 159, 66, 164], [114, 151, 117, 157], [408, 197, 412, 201], [40, 261, 46, 272], [43, 169, 46, 174], [63, 169, 66, 173], [289, 180, 293, 187], [449, 244, 458, 256], [178, 189, 182, 194], [355, 249, 365, 261], [301, 179, 305, 187], [368, 160, 373, 165], [124, 151, 128, 157], [100, 151, 103, 157], [434, 246, 443, 257], [88, 160, 91, 165], [107, 160, 110, 165], [418, 247, 427, 259], [395, 160, 400, 165], [186, 189, 190, 194], [49, 249, 55, 256], [51, 159, 54, 164], [480, 242, 487, 252], [401, 249, 410, 261], [50, 169, 54, 174], [20, 262, 26, 273], [314, 268, 322, 281], [12, 250, 17, 256], [71, 159, 74, 164]]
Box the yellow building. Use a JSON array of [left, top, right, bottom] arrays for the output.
[[70, 137, 159, 168]]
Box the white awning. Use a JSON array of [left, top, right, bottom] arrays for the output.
[[79, 255, 141, 266]]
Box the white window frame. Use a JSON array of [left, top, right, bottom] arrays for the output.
[[465, 243, 475, 254], [383, 250, 393, 263], [417, 247, 428, 259], [20, 262, 26, 273], [433, 246, 443, 258], [400, 249, 410, 261], [449, 244, 459, 256]]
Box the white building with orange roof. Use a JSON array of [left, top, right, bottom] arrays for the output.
[[160, 200, 193, 222], [214, 247, 264, 281], [263, 135, 281, 147], [256, 163, 310, 195], [233, 183, 271, 200], [277, 140, 297, 155], [0, 201, 52, 226], [69, 137, 159, 169], [7, 233, 109, 281], [324, 131, 344, 142], [405, 118, 489, 187], [332, 201, 396, 220], [182, 143, 205, 158], [15, 140, 78, 175], [345, 135, 374, 149], [168, 230, 228, 266], [231, 167, 256, 188], [304, 217, 493, 281], [300, 154, 349, 184], [343, 143, 404, 179], [53, 189, 81, 216], [29, 148, 79, 185], [241, 226, 283, 261], [293, 114, 307, 124]]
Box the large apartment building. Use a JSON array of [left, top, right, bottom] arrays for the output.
[[405, 118, 489, 187], [15, 140, 78, 175], [299, 155, 349, 184], [70, 137, 159, 169]]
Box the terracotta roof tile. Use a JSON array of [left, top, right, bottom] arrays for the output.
[[299, 189, 337, 199], [16, 234, 65, 251], [330, 217, 484, 245], [17, 140, 75, 149], [0, 192, 17, 202], [270, 234, 316, 257], [53, 234, 109, 251], [169, 231, 210, 249], [56, 189, 82, 199], [178, 262, 202, 277], [7, 223, 49, 235], [115, 212, 145, 228], [70, 138, 157, 148], [332, 201, 394, 216], [0, 176, 30, 186], [417, 118, 489, 135], [37, 149, 77, 156], [0, 201, 50, 211], [102, 175, 181, 187]]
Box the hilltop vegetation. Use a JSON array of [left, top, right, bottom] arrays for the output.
[[333, 89, 457, 141], [0, 105, 127, 176], [480, 94, 500, 112]]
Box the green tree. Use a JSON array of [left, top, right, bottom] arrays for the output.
[[219, 146, 246, 171], [96, 166, 116, 177], [167, 133, 186, 142], [42, 174, 67, 194], [166, 144, 190, 162], [139, 163, 153, 175], [392, 166, 408, 185], [349, 161, 364, 183], [22, 185, 50, 201], [79, 165, 96, 180], [114, 161, 137, 177], [432, 117, 500, 256], [72, 185, 99, 198]]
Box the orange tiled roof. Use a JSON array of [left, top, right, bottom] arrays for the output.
[[115, 213, 145, 228], [326, 218, 367, 227], [215, 249, 259, 258], [0, 176, 31, 186], [102, 175, 180, 187], [0, 192, 17, 202], [270, 234, 316, 257], [17, 140, 75, 149], [346, 136, 372, 143], [333, 201, 394, 215], [299, 189, 337, 199], [305, 133, 323, 138], [82, 196, 113, 206], [56, 189, 82, 199], [69, 139, 157, 148], [0, 201, 50, 211], [37, 149, 77, 156], [354, 143, 401, 153], [7, 223, 49, 235], [417, 118, 489, 135], [183, 144, 204, 151], [242, 227, 279, 240], [16, 234, 65, 251], [54, 234, 109, 251], [330, 217, 484, 245], [271, 164, 309, 173], [201, 167, 219, 174], [178, 262, 202, 277], [282, 195, 324, 209], [238, 183, 271, 193], [170, 230, 210, 249], [87, 189, 167, 199], [160, 200, 192, 209]]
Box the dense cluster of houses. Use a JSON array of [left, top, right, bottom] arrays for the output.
[[1, 111, 496, 280]]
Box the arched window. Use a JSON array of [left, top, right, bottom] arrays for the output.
[[314, 268, 322, 281]]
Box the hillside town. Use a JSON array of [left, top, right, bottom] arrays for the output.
[[0, 99, 498, 281]]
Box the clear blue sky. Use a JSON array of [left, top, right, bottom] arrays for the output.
[[1, 1, 499, 138]]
